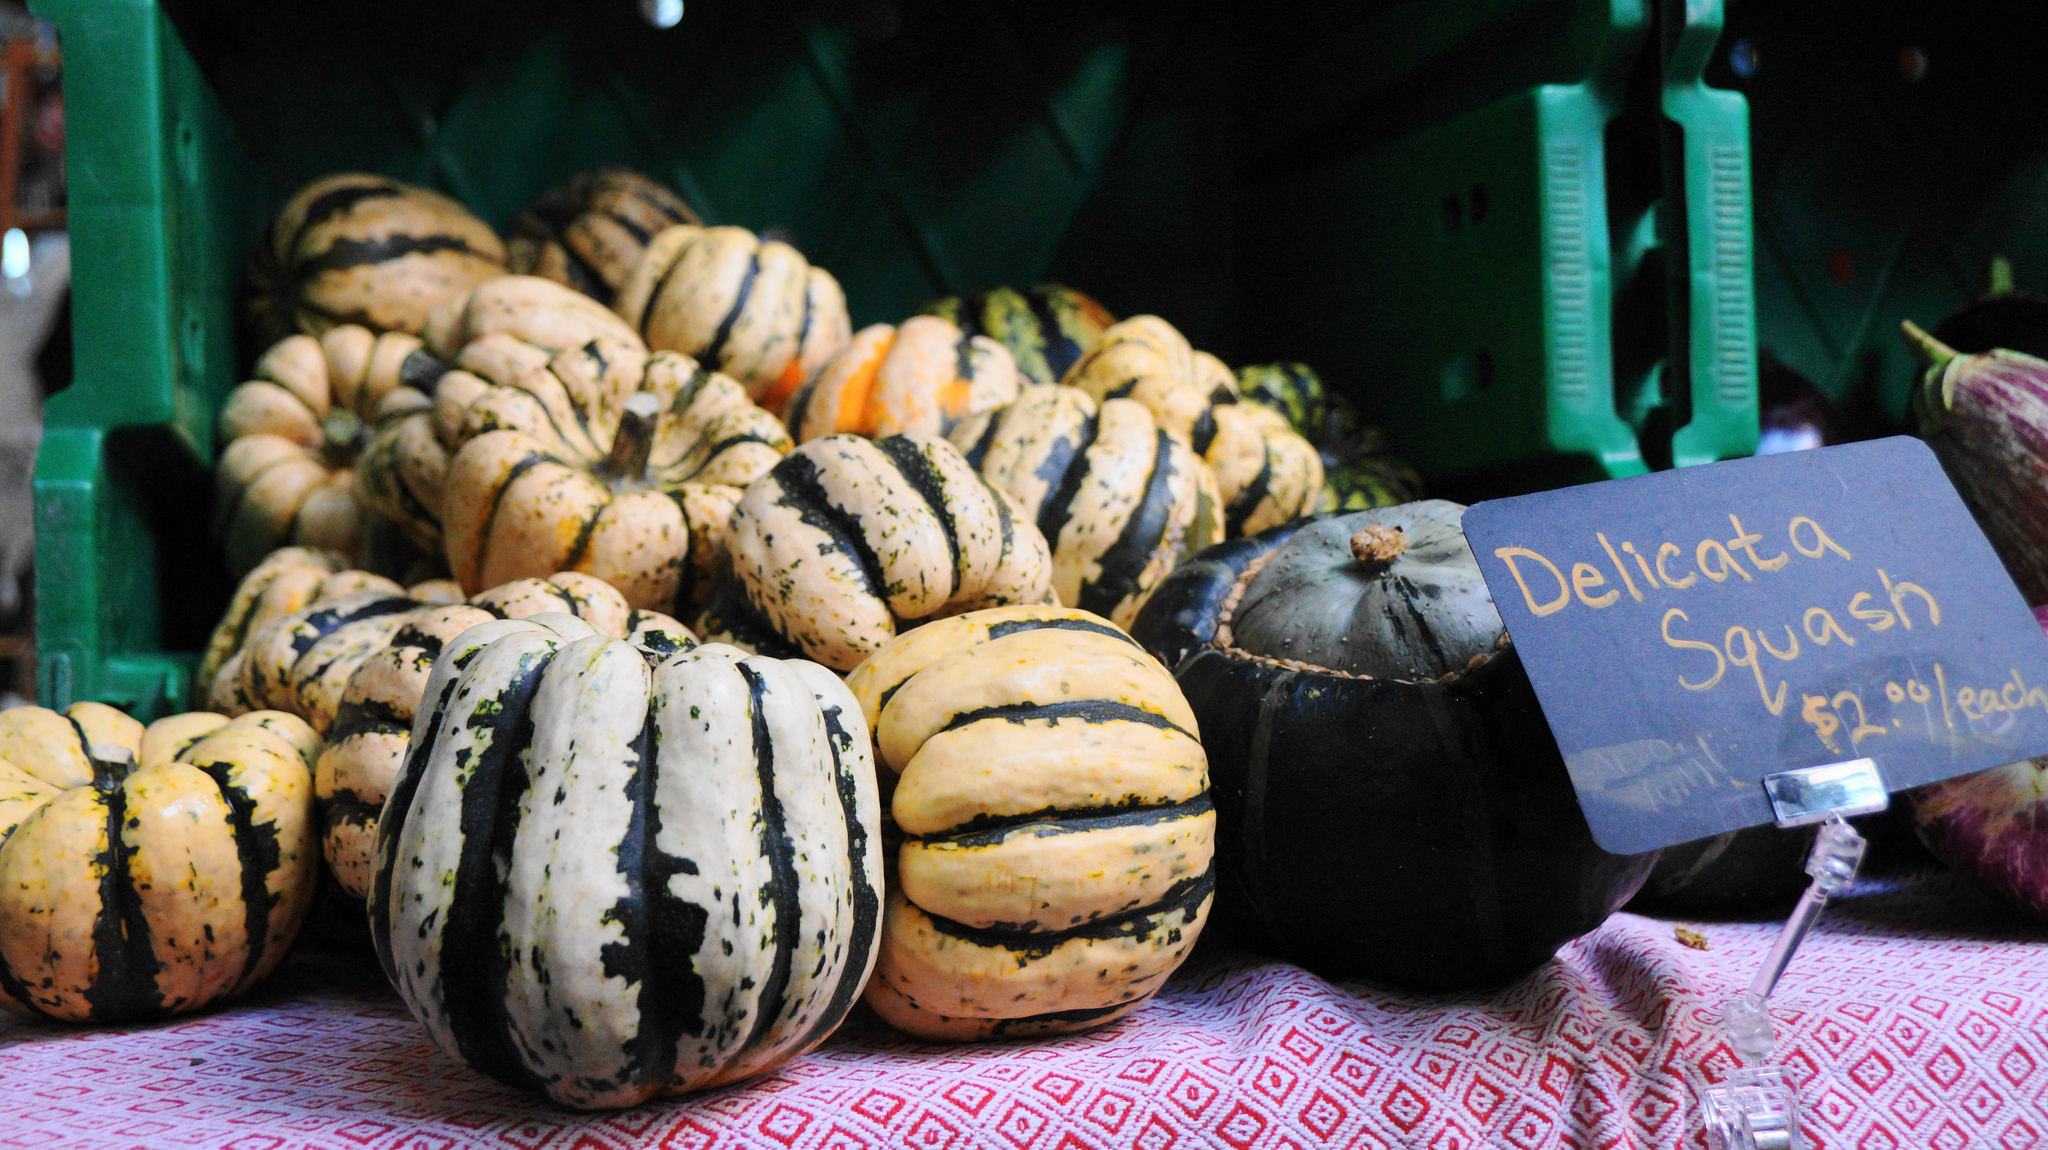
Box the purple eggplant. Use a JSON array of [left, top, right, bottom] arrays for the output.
[[1902, 321, 2048, 606], [1908, 605, 2048, 919]]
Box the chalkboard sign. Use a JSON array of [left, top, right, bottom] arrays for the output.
[[1462, 437, 2048, 855]]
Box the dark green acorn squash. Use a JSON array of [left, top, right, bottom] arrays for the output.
[[1129, 501, 1657, 990]]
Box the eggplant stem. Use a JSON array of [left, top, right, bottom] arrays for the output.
[[1900, 320, 1957, 368], [1900, 320, 1958, 429], [1990, 254, 2016, 298]]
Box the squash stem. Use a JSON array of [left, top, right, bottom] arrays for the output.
[[320, 407, 366, 467], [88, 742, 136, 790], [606, 391, 663, 480], [1350, 525, 1406, 566]]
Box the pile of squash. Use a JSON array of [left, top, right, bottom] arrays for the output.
[[1, 164, 1652, 1110]]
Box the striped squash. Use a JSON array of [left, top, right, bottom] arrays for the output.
[[1319, 447, 1426, 513], [699, 434, 1056, 671], [197, 547, 353, 705], [923, 284, 1116, 386], [1063, 317, 1323, 535], [369, 615, 881, 1108], [507, 167, 701, 307], [244, 172, 505, 347], [215, 326, 447, 576], [421, 274, 648, 362], [1206, 401, 1329, 537], [212, 580, 460, 732], [783, 316, 1021, 443], [1235, 361, 1358, 456], [318, 572, 693, 905], [196, 548, 464, 715], [0, 704, 319, 1023], [951, 386, 1222, 627], [613, 224, 852, 411], [432, 338, 791, 608], [1234, 362, 1425, 514], [844, 606, 1214, 1040]]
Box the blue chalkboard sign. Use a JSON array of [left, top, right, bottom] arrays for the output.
[[1462, 437, 2048, 855]]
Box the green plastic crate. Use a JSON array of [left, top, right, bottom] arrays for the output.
[[32, 0, 1244, 715], [1235, 0, 1757, 493], [32, 0, 1760, 716]]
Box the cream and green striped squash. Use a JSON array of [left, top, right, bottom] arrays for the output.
[[243, 172, 506, 347], [613, 224, 852, 412], [1063, 317, 1323, 536], [316, 573, 694, 906], [507, 167, 701, 308], [368, 615, 881, 1108], [922, 284, 1116, 386], [950, 386, 1222, 628], [698, 433, 1056, 672]]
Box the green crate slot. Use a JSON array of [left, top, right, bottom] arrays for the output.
[[1661, 0, 1759, 468]]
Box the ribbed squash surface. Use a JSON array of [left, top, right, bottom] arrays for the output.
[[0, 704, 319, 1023], [923, 284, 1116, 386], [953, 386, 1222, 627], [507, 167, 700, 307], [195, 547, 396, 706], [784, 316, 1020, 443], [845, 606, 1214, 1040], [701, 434, 1056, 671], [243, 172, 505, 346], [317, 572, 693, 904], [369, 616, 880, 1108], [214, 327, 445, 575], [365, 331, 790, 608], [420, 274, 646, 361], [614, 224, 852, 411], [205, 571, 462, 731], [1064, 316, 1324, 536]]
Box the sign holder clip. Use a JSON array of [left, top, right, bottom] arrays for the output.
[[1699, 758, 1888, 1150]]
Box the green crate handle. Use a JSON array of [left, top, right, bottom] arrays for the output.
[[32, 0, 239, 714], [1661, 0, 1760, 467]]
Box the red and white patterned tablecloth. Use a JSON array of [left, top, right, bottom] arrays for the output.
[[2, 868, 2043, 1150]]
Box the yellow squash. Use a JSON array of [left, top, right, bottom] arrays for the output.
[[844, 605, 1214, 1040], [0, 704, 319, 1023]]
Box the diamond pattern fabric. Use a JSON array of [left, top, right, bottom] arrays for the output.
[[2, 868, 2043, 1147]]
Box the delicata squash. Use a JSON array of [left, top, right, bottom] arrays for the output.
[[214, 326, 445, 575], [697, 433, 1056, 671], [1064, 316, 1324, 536], [243, 172, 505, 347], [613, 223, 852, 411], [782, 315, 1021, 443], [506, 167, 701, 307], [952, 385, 1223, 628]]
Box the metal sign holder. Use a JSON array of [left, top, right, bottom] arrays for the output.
[[1697, 757, 1890, 1150]]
